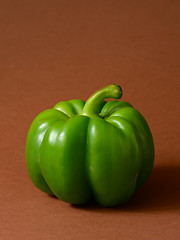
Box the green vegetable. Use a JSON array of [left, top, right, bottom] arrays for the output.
[[25, 84, 154, 207]]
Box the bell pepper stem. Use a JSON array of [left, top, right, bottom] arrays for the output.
[[81, 84, 123, 117]]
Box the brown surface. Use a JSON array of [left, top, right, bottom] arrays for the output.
[[1, 0, 180, 239]]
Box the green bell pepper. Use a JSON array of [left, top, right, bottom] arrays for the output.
[[25, 84, 154, 207]]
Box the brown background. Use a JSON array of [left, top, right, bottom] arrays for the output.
[[1, 0, 180, 239]]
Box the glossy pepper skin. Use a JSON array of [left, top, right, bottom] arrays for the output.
[[25, 84, 154, 207]]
